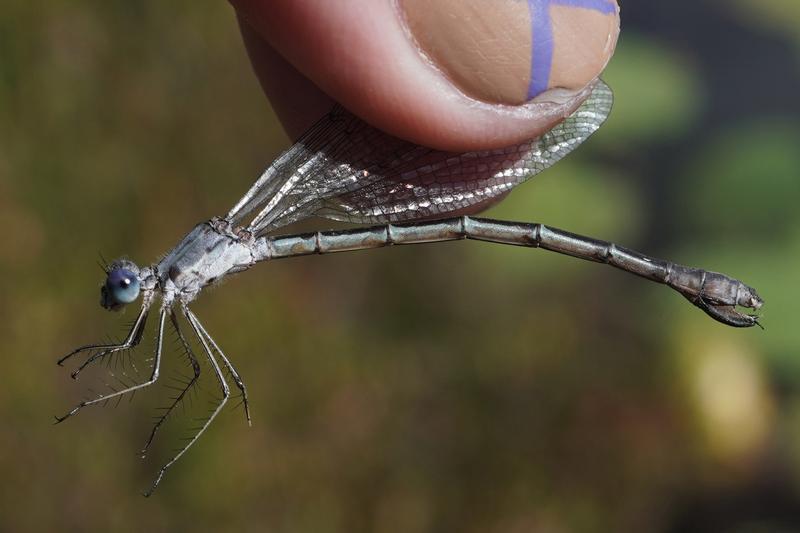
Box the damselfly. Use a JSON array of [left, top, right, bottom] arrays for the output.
[[56, 80, 763, 495]]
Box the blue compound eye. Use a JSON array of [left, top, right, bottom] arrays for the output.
[[105, 268, 141, 305]]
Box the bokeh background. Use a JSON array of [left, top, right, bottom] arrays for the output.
[[2, 1, 799, 531]]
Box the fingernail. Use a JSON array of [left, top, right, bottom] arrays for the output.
[[398, 0, 620, 105]]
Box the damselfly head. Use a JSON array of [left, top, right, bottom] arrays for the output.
[[100, 259, 141, 311]]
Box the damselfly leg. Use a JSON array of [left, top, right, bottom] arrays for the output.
[[57, 303, 150, 378], [55, 309, 166, 424], [140, 312, 202, 458], [143, 307, 230, 497], [190, 310, 251, 425]]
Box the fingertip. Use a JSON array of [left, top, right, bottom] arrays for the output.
[[398, 0, 619, 104], [237, 14, 333, 140], [233, 0, 618, 150]]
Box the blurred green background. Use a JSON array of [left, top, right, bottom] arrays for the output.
[[1, 1, 799, 531]]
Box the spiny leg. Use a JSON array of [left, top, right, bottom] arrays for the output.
[[58, 302, 150, 379], [140, 311, 202, 458], [143, 307, 230, 497], [189, 309, 251, 425], [54, 309, 166, 424]]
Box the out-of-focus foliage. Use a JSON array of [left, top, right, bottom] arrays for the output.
[[733, 0, 800, 47], [598, 34, 704, 143], [0, 1, 798, 532]]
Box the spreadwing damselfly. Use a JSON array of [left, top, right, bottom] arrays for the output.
[[56, 80, 763, 495]]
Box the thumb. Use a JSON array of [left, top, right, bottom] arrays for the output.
[[232, 0, 619, 151]]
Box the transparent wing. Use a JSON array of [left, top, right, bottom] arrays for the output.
[[231, 80, 613, 235], [226, 105, 424, 230]]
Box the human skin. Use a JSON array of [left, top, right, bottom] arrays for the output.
[[230, 0, 620, 151]]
